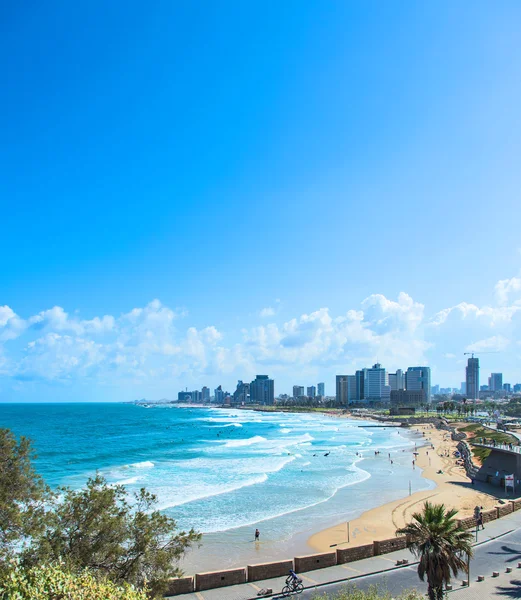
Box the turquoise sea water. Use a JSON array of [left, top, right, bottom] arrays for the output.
[[0, 403, 434, 570]]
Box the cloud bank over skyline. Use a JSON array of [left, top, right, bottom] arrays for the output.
[[1, 271, 520, 401]]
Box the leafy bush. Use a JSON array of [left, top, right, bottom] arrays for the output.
[[0, 563, 148, 600], [312, 584, 424, 599]]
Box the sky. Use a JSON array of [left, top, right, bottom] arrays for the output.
[[1, 1, 521, 401]]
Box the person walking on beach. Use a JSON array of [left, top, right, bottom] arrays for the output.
[[254, 528, 260, 541]]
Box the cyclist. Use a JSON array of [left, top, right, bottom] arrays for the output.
[[285, 569, 301, 587]]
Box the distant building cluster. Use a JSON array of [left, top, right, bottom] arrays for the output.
[[177, 375, 275, 406], [336, 364, 430, 410]]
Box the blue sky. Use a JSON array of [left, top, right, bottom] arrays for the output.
[[1, 2, 521, 401]]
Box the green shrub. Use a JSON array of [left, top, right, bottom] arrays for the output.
[[312, 584, 424, 599], [0, 563, 148, 600]]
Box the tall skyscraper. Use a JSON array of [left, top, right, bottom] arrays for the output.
[[214, 385, 224, 404], [250, 375, 274, 404], [489, 373, 503, 392], [466, 357, 479, 399], [388, 369, 404, 391], [307, 385, 316, 398], [233, 380, 250, 404], [355, 370, 365, 401], [317, 382, 325, 397], [293, 385, 305, 398], [405, 367, 431, 403], [364, 363, 390, 402], [347, 375, 357, 403], [336, 375, 348, 405], [202, 386, 210, 402], [461, 382, 466, 394]]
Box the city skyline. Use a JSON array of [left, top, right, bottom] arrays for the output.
[[2, 3, 521, 402]]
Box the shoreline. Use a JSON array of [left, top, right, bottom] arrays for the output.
[[308, 422, 500, 551]]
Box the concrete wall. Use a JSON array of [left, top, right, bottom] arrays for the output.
[[497, 503, 513, 518], [373, 537, 408, 556], [512, 500, 521, 511], [336, 543, 374, 564], [195, 568, 246, 591], [247, 560, 294, 582], [294, 551, 337, 573], [164, 577, 194, 596]]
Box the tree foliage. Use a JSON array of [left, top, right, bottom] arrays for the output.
[[0, 429, 200, 598], [24, 475, 201, 597], [0, 429, 50, 569], [0, 563, 148, 600], [396, 502, 474, 600]]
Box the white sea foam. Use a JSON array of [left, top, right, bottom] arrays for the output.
[[223, 435, 267, 448], [209, 423, 243, 428], [280, 428, 291, 434], [156, 473, 269, 511], [126, 461, 155, 469]]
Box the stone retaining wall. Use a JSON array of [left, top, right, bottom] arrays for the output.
[[336, 543, 374, 564], [294, 551, 337, 573], [247, 560, 294, 582], [497, 503, 513, 518], [483, 508, 498, 523], [164, 577, 194, 596], [373, 536, 408, 555], [195, 567, 246, 591]]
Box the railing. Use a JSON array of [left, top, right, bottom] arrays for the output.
[[475, 441, 521, 454]]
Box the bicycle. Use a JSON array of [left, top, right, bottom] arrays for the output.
[[281, 570, 304, 596]]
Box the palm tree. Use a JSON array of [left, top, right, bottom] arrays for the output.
[[396, 502, 474, 600]]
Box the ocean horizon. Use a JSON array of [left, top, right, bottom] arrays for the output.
[[0, 402, 434, 571]]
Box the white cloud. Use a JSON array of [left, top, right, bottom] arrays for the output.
[[495, 277, 521, 306], [3, 268, 521, 391], [465, 335, 510, 353]]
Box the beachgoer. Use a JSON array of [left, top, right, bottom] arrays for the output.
[[255, 528, 260, 541], [477, 512, 484, 530]]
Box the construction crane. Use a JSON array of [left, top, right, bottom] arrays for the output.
[[463, 351, 499, 358]]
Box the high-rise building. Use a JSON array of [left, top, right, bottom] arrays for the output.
[[293, 385, 305, 398], [307, 386, 316, 398], [466, 357, 480, 399], [514, 384, 521, 393], [347, 375, 357, 403], [354, 370, 365, 401], [336, 375, 348, 405], [405, 367, 431, 403], [214, 385, 224, 404], [233, 380, 250, 404], [202, 386, 210, 402], [461, 382, 466, 394], [364, 363, 390, 403], [504, 383, 512, 393], [250, 375, 274, 405], [489, 373, 503, 392], [431, 384, 440, 396], [388, 369, 405, 391], [317, 382, 325, 397]]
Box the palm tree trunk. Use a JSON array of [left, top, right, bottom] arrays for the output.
[[427, 585, 436, 600]]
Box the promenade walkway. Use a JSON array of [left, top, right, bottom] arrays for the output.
[[169, 502, 521, 600]]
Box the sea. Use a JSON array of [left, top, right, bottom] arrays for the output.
[[0, 403, 435, 571]]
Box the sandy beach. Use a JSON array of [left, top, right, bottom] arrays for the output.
[[309, 422, 500, 551]]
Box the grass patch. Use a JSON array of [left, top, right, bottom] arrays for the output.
[[457, 424, 519, 463]]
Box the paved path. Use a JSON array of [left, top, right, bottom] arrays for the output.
[[170, 504, 521, 600]]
